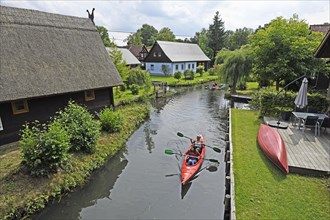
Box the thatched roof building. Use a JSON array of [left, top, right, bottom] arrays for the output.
[[0, 6, 122, 103], [0, 6, 123, 145]]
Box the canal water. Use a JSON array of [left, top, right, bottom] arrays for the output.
[[34, 85, 231, 220]]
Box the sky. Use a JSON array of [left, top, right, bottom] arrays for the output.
[[2, 0, 329, 46]]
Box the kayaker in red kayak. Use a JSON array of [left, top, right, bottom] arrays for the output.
[[186, 145, 200, 165], [191, 134, 204, 153]]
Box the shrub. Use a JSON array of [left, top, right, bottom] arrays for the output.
[[99, 108, 124, 132], [20, 120, 70, 176], [130, 84, 139, 95], [127, 68, 151, 87], [161, 65, 170, 76], [196, 65, 204, 76], [173, 71, 182, 80], [56, 101, 101, 153], [184, 69, 194, 80]]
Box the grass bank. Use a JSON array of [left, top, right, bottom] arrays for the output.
[[0, 104, 150, 219], [231, 109, 330, 219], [150, 73, 218, 86]]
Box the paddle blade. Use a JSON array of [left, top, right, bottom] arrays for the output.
[[208, 159, 219, 163], [212, 147, 221, 153], [177, 132, 184, 137], [164, 149, 174, 155]]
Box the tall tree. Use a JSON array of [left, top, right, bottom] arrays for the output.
[[96, 26, 114, 47], [125, 32, 143, 46], [208, 11, 226, 64], [226, 27, 254, 50], [249, 14, 325, 90], [108, 48, 129, 82], [216, 46, 252, 94], [194, 28, 212, 59], [156, 27, 176, 41], [136, 24, 158, 46]]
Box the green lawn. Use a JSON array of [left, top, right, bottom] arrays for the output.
[[231, 109, 330, 219], [150, 73, 218, 86]]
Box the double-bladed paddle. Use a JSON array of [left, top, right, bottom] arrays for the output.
[[176, 132, 221, 153], [164, 149, 219, 163]]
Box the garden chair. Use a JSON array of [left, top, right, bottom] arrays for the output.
[[301, 116, 319, 136], [319, 117, 330, 134]]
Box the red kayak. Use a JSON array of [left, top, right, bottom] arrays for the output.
[[181, 136, 206, 185], [257, 124, 289, 173]]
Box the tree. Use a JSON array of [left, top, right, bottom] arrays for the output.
[[108, 48, 129, 82], [249, 14, 325, 90], [226, 27, 254, 50], [125, 31, 143, 46], [156, 27, 176, 42], [96, 26, 114, 47], [208, 11, 226, 64], [194, 28, 213, 59], [136, 24, 158, 46], [216, 46, 252, 94]]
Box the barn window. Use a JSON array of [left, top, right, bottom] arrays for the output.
[[85, 90, 95, 101], [11, 99, 29, 115], [153, 52, 157, 57], [158, 52, 161, 57]]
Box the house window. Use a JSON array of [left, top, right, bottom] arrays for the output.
[[85, 90, 95, 101], [140, 53, 144, 58], [175, 64, 178, 70], [192, 64, 195, 69], [188, 64, 191, 69], [11, 99, 29, 115], [158, 52, 161, 57], [182, 64, 184, 69], [151, 64, 154, 70], [153, 52, 157, 57]]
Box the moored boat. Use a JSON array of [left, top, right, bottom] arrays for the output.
[[181, 136, 206, 185], [257, 124, 289, 173]]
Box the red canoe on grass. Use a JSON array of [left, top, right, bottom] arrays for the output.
[[181, 136, 206, 185], [257, 124, 289, 174]]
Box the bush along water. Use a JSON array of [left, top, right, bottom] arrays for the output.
[[3, 103, 150, 219], [99, 107, 124, 133], [20, 120, 71, 177], [55, 101, 101, 153]]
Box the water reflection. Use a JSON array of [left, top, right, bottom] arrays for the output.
[[33, 151, 128, 219]]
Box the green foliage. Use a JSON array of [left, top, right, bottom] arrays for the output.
[[161, 65, 170, 76], [20, 120, 70, 176], [196, 65, 204, 76], [216, 46, 252, 94], [192, 28, 213, 59], [99, 108, 124, 133], [173, 71, 182, 80], [225, 27, 254, 50], [250, 88, 329, 117], [127, 68, 151, 88], [184, 69, 194, 80], [125, 31, 143, 46], [208, 11, 226, 62], [156, 27, 176, 42], [96, 26, 114, 47], [56, 101, 101, 154], [130, 84, 139, 95], [108, 48, 130, 82], [249, 14, 326, 90], [136, 24, 158, 47]]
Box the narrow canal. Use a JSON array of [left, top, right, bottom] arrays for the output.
[[34, 85, 231, 219]]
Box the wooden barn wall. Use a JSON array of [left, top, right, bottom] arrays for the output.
[[144, 44, 171, 63], [0, 88, 114, 146]]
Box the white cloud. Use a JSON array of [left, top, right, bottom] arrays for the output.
[[2, 0, 329, 46]]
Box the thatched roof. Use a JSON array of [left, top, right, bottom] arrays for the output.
[[106, 48, 141, 65], [0, 6, 123, 103], [154, 41, 210, 62]]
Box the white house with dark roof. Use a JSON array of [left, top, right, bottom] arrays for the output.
[[143, 41, 210, 76]]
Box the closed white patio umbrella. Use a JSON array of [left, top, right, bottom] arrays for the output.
[[294, 77, 308, 109]]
